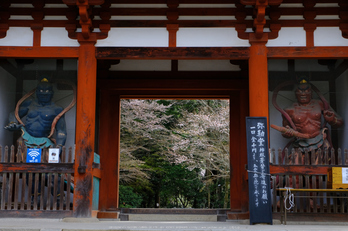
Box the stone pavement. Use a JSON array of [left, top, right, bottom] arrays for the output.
[[0, 218, 348, 231]]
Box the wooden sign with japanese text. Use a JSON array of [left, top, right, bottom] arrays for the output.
[[246, 117, 272, 225]]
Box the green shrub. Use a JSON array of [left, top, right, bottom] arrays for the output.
[[119, 185, 143, 208]]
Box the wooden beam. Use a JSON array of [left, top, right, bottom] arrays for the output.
[[96, 47, 250, 60], [0, 163, 74, 173], [268, 47, 348, 59], [92, 167, 101, 179], [97, 78, 248, 91], [0, 210, 73, 218], [106, 0, 239, 3], [98, 71, 248, 79], [117, 92, 232, 99], [269, 165, 348, 175], [0, 47, 79, 58]]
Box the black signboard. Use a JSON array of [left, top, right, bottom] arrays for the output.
[[246, 117, 272, 225]]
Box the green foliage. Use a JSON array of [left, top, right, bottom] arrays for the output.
[[119, 185, 143, 208], [120, 99, 231, 209], [160, 163, 206, 208]]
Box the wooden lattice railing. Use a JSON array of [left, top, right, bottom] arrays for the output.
[[270, 148, 348, 220], [0, 145, 74, 218]]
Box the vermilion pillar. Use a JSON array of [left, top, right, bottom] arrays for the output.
[[97, 91, 121, 218], [228, 90, 249, 219], [229, 91, 242, 211], [167, 24, 179, 47], [73, 36, 97, 217], [249, 38, 269, 119]]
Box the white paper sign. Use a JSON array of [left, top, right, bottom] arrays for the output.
[[342, 168, 348, 184], [48, 148, 60, 163]]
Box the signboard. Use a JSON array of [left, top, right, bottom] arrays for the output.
[[26, 148, 42, 163], [342, 168, 348, 184], [246, 117, 272, 225], [48, 148, 60, 163]]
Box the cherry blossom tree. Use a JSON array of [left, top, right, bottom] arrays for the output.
[[120, 99, 173, 184], [119, 99, 230, 208], [170, 100, 230, 207]]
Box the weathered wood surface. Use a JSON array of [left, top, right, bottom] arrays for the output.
[[268, 47, 348, 59], [96, 47, 250, 60], [270, 148, 348, 215], [74, 41, 97, 218], [0, 146, 74, 213], [0, 163, 75, 173], [0, 210, 73, 218], [0, 47, 79, 58]]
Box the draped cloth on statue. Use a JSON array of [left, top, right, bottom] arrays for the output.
[[21, 127, 55, 148], [292, 128, 329, 152]]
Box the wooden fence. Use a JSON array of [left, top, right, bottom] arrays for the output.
[[270, 148, 348, 221], [0, 145, 75, 218]]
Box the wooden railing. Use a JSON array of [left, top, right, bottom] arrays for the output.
[[269, 148, 348, 220], [0, 145, 74, 218]]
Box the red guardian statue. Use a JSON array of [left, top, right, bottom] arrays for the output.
[[271, 77, 343, 164]]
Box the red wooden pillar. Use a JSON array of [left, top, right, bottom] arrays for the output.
[[73, 36, 97, 218], [97, 91, 121, 219], [167, 24, 179, 47], [239, 89, 249, 212], [229, 91, 242, 211], [237, 36, 268, 218], [228, 90, 249, 219], [249, 38, 269, 119]]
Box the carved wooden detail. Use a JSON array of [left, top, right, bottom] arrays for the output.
[[237, 0, 283, 42], [166, 0, 179, 47], [63, 0, 110, 41]]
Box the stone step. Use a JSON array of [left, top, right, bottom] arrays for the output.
[[120, 214, 219, 221], [120, 208, 229, 214], [119, 208, 228, 222]]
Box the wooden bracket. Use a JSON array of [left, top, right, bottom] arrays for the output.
[[339, 1, 348, 39], [238, 0, 283, 42], [0, 23, 9, 38], [166, 0, 179, 47], [235, 3, 249, 40], [253, 1, 267, 39], [30, 1, 45, 46], [63, 0, 109, 41], [0, 1, 10, 39]]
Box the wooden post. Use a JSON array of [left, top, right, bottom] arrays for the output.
[[229, 90, 249, 219], [167, 24, 179, 47], [97, 91, 121, 219], [73, 34, 97, 218], [230, 91, 242, 211], [304, 24, 316, 47], [239, 89, 249, 212], [249, 36, 269, 119]]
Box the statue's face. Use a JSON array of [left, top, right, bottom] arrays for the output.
[[36, 83, 53, 103], [295, 83, 312, 105]]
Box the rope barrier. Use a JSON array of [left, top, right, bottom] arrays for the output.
[[284, 187, 295, 211]]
